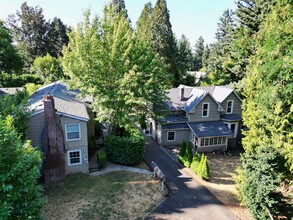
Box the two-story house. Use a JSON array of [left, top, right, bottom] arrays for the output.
[[149, 85, 242, 152], [27, 81, 96, 183]]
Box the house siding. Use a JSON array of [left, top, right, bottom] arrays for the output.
[[187, 95, 220, 122], [160, 129, 190, 146], [197, 145, 227, 153], [228, 138, 237, 148], [221, 93, 242, 116], [60, 116, 89, 174], [27, 112, 46, 150]]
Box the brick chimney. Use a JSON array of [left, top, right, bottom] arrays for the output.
[[180, 87, 185, 101], [43, 95, 66, 183]]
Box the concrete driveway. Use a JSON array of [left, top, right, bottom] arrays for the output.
[[144, 136, 236, 220]]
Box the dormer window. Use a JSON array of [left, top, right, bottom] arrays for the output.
[[202, 102, 210, 117], [226, 100, 234, 114]]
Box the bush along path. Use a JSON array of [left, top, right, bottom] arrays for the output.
[[178, 141, 210, 180]]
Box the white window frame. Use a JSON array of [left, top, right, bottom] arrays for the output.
[[224, 122, 238, 137], [199, 137, 227, 147], [167, 131, 176, 141], [67, 150, 82, 166], [226, 100, 234, 114], [65, 123, 81, 141], [202, 102, 210, 117]]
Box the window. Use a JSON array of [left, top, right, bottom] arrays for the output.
[[230, 123, 236, 135], [202, 102, 210, 117], [198, 137, 227, 147], [68, 150, 82, 165], [167, 131, 175, 141], [65, 123, 80, 141], [224, 122, 238, 137], [226, 100, 234, 114]]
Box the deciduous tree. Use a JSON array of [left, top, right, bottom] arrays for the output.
[[62, 5, 168, 132], [0, 20, 24, 74]]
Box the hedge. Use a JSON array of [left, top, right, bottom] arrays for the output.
[[104, 132, 144, 165]]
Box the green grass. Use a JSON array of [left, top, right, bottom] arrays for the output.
[[42, 171, 163, 220]]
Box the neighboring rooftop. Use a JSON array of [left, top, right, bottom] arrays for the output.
[[0, 87, 24, 95], [28, 81, 90, 121]]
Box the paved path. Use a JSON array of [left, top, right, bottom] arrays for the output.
[[144, 136, 236, 220], [90, 162, 152, 176]]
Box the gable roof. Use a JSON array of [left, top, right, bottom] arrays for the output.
[[28, 81, 90, 121], [164, 85, 240, 113]]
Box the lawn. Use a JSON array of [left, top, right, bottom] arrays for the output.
[[42, 171, 164, 220]]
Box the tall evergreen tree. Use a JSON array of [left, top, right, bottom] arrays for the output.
[[193, 36, 205, 71], [201, 44, 210, 70], [237, 0, 293, 218], [7, 2, 48, 64], [111, 0, 130, 22], [7, 2, 70, 66], [151, 0, 178, 86], [176, 35, 193, 84], [46, 17, 69, 58], [136, 2, 153, 43], [202, 9, 236, 85]]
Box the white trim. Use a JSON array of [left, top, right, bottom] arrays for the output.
[[199, 136, 227, 147], [56, 112, 89, 122], [167, 131, 176, 141], [30, 109, 44, 116], [65, 123, 81, 141], [67, 149, 82, 166], [202, 102, 210, 117], [224, 122, 238, 137], [30, 110, 89, 122], [226, 100, 234, 114]]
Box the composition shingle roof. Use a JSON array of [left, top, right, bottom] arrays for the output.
[[161, 123, 189, 130], [28, 81, 90, 121], [220, 114, 242, 121], [164, 85, 239, 113], [188, 121, 234, 138], [0, 87, 24, 95], [161, 115, 188, 123]]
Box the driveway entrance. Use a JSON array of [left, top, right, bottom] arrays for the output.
[[144, 136, 236, 220]]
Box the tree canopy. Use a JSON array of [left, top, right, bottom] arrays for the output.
[[62, 5, 168, 133], [0, 20, 24, 74]]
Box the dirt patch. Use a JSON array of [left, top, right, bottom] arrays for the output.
[[202, 153, 253, 220], [43, 172, 164, 219]]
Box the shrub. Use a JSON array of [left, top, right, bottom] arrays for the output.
[[196, 154, 210, 180], [104, 131, 144, 165], [190, 152, 201, 173], [184, 141, 193, 167], [178, 141, 187, 164], [0, 116, 45, 219], [97, 150, 106, 168]]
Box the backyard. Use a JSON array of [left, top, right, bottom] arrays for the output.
[[42, 171, 164, 220]]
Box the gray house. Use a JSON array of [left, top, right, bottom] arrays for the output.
[[27, 81, 96, 182], [149, 85, 242, 152]]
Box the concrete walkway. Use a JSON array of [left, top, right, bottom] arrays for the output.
[[90, 162, 152, 176]]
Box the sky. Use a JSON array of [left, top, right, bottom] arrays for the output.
[[0, 0, 236, 46]]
